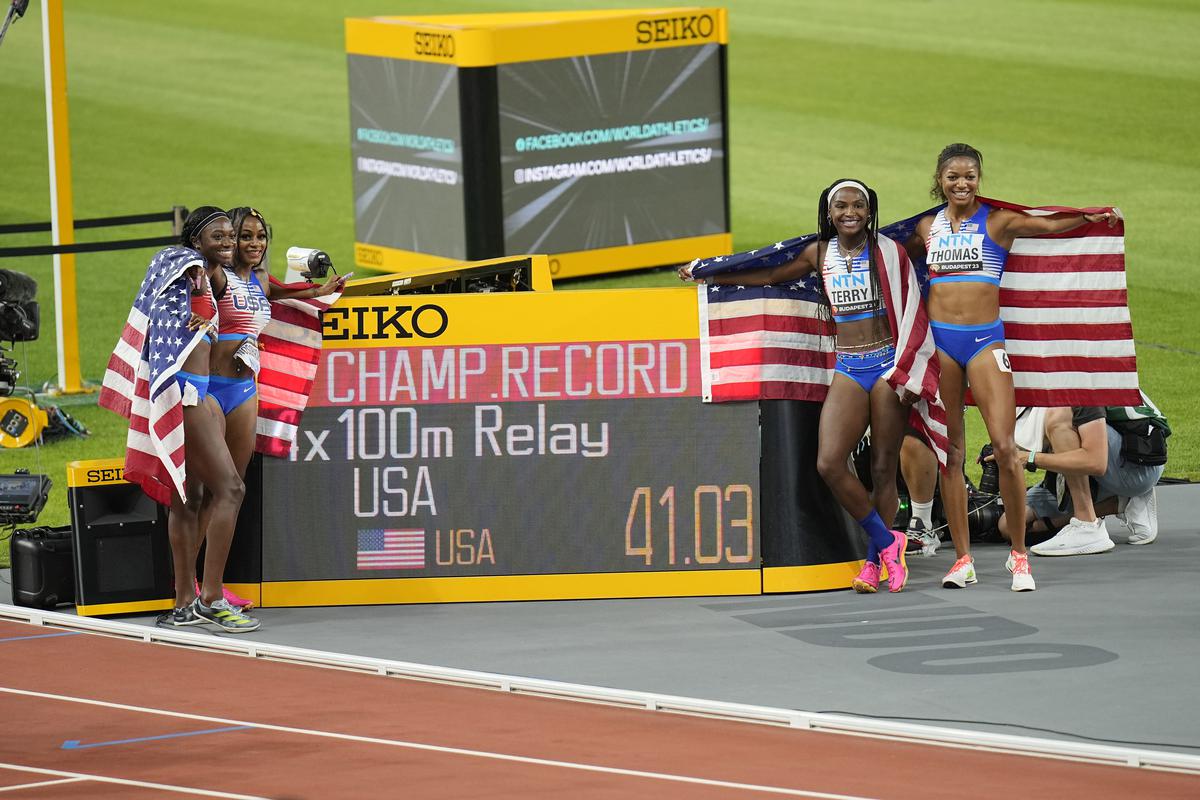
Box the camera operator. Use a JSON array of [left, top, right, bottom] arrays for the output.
[[995, 391, 1169, 556]]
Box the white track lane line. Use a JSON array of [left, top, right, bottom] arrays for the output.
[[2, 686, 876, 800], [0, 776, 84, 793], [0, 765, 265, 799]]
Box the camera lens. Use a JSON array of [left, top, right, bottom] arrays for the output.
[[978, 443, 999, 495]]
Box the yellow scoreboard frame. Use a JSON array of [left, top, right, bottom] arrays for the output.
[[256, 273, 774, 607], [345, 9, 732, 279]]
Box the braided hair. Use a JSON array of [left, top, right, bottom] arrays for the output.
[[814, 178, 888, 341], [930, 143, 984, 202], [179, 205, 230, 250], [227, 206, 271, 271]]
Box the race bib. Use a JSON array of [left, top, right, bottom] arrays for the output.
[[825, 270, 879, 316], [927, 231, 984, 274]]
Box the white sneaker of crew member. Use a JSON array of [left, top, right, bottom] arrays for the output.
[[1115, 487, 1159, 545], [1030, 517, 1115, 557]]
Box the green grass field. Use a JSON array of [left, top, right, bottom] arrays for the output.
[[2, 0, 1197, 541]]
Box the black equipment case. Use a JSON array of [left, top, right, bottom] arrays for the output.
[[9, 525, 74, 609]]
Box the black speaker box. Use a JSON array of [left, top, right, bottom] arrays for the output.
[[69, 479, 173, 614], [9, 526, 74, 609]]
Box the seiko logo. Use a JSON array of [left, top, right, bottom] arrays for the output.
[[86, 467, 123, 483], [635, 14, 715, 44], [355, 245, 384, 267], [324, 304, 449, 341], [413, 31, 455, 58]]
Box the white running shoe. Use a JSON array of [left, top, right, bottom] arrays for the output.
[[1029, 517, 1114, 557], [1123, 488, 1158, 545], [942, 554, 977, 588], [1005, 550, 1037, 592], [907, 518, 940, 557]]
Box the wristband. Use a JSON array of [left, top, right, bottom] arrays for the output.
[[1025, 449, 1037, 472]]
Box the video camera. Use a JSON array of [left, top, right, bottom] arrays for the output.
[[286, 247, 335, 282], [0, 269, 39, 343], [0, 270, 39, 398]]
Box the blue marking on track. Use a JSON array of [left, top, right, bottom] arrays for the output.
[[0, 632, 82, 643], [61, 726, 251, 750]]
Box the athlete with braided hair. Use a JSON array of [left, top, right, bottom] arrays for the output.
[[906, 143, 1120, 592], [681, 179, 943, 593], [156, 206, 259, 632]]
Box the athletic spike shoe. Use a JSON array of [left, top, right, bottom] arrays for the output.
[[194, 580, 253, 611], [1006, 550, 1037, 592], [852, 561, 880, 593], [878, 531, 909, 593], [156, 604, 206, 628], [193, 597, 261, 633], [941, 554, 977, 589]]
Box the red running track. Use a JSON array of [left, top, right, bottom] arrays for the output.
[[0, 619, 1197, 799]]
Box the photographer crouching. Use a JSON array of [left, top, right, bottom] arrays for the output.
[[993, 392, 1169, 556]]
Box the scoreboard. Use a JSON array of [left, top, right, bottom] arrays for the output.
[[345, 9, 732, 279], [259, 287, 762, 605]]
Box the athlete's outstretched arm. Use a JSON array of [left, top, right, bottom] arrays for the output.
[[678, 242, 818, 286], [997, 207, 1120, 240]]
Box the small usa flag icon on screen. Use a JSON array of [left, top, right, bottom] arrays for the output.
[[357, 529, 426, 570]]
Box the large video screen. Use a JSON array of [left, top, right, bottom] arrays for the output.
[[347, 55, 466, 259], [497, 44, 727, 255], [261, 293, 759, 583]]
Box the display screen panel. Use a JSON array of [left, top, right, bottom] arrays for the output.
[[261, 293, 758, 583], [497, 44, 727, 255], [348, 55, 466, 259]]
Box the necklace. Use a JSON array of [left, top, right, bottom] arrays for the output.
[[835, 237, 867, 270]]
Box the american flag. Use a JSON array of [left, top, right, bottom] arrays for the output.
[[357, 529, 426, 570], [694, 197, 1140, 411], [695, 234, 949, 464], [255, 276, 342, 458], [99, 246, 209, 505]]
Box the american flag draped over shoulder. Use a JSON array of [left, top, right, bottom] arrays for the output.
[[99, 246, 209, 505], [695, 196, 1139, 412], [254, 276, 342, 458], [694, 234, 949, 465]]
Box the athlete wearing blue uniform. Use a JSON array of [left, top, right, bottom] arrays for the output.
[[906, 144, 1119, 593], [925, 202, 1009, 369], [683, 179, 936, 595], [823, 240, 898, 394]]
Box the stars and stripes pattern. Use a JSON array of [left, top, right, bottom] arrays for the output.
[[99, 246, 209, 505], [255, 276, 342, 458], [357, 529, 426, 570], [695, 235, 949, 464], [981, 198, 1139, 407], [694, 196, 1140, 414]]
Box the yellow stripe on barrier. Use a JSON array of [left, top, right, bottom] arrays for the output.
[[761, 562, 863, 594], [75, 598, 174, 617], [224, 584, 262, 607], [262, 569, 760, 606]]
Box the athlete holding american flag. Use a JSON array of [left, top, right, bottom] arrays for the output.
[[682, 179, 946, 594], [905, 143, 1121, 593], [100, 207, 260, 633]]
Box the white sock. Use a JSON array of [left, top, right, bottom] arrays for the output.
[[911, 500, 933, 527]]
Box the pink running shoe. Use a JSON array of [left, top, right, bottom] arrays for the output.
[[193, 580, 254, 610], [852, 561, 880, 593], [879, 531, 909, 593]]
